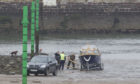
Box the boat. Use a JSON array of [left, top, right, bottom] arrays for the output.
[[79, 45, 104, 71]]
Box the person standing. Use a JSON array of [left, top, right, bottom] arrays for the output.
[[59, 52, 66, 70], [55, 51, 60, 64], [67, 54, 75, 69]]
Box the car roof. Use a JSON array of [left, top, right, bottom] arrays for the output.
[[33, 55, 55, 58], [34, 55, 49, 58]]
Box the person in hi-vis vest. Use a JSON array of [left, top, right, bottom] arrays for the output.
[[59, 52, 66, 70]]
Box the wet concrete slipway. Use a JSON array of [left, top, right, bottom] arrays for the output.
[[0, 33, 140, 84]]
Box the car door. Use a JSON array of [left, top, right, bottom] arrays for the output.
[[51, 57, 57, 72], [48, 57, 53, 72]]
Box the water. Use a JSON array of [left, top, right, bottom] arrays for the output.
[[0, 33, 140, 57], [0, 33, 140, 80]]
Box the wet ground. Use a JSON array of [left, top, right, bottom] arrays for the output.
[[0, 33, 140, 84]]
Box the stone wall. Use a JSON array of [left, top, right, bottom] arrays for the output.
[[0, 56, 22, 74], [1, 0, 140, 4], [65, 0, 140, 3], [42, 15, 140, 33], [1, 2, 140, 33]]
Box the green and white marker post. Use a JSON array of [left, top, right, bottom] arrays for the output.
[[31, 1, 35, 57], [22, 6, 29, 84], [35, 0, 40, 54]]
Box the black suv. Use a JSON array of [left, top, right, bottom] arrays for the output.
[[27, 55, 59, 76]]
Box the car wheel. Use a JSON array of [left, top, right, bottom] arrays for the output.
[[27, 72, 30, 76], [53, 67, 58, 76], [45, 68, 49, 76], [35, 73, 38, 76]]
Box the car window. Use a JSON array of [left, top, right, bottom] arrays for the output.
[[48, 57, 52, 62], [52, 56, 55, 61], [31, 56, 48, 63], [49, 56, 56, 62]]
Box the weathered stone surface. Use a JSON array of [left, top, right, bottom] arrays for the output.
[[0, 56, 22, 74], [1, 2, 140, 33]]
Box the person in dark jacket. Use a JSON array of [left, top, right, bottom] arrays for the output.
[[55, 51, 60, 64], [67, 54, 75, 69]]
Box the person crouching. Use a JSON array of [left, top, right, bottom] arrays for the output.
[[67, 54, 75, 69]]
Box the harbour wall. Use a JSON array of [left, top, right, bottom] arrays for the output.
[[0, 2, 140, 33]]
